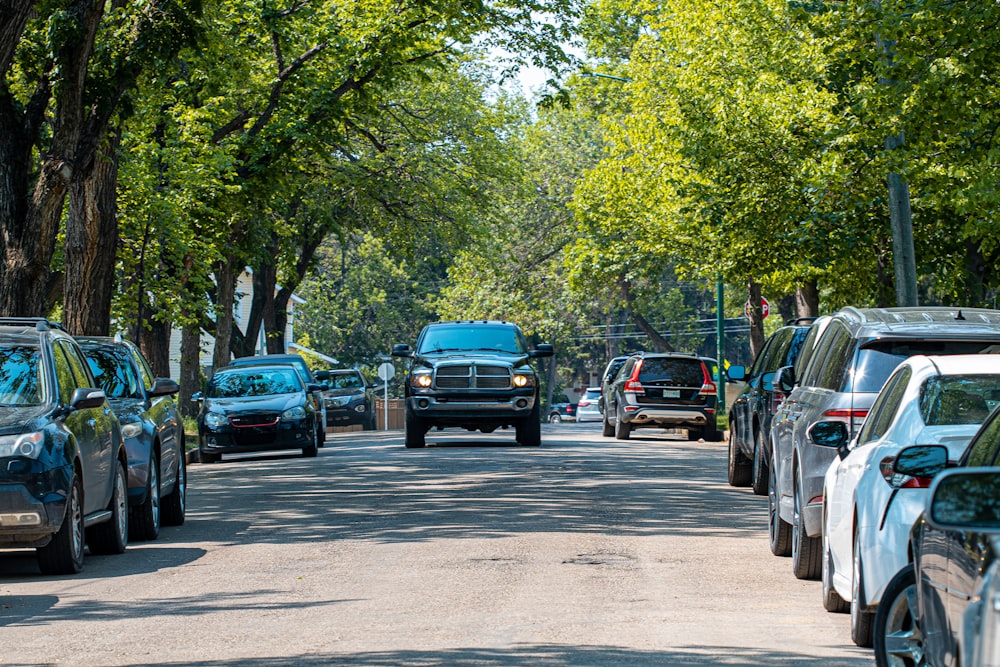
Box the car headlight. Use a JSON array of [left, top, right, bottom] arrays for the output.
[[120, 420, 143, 439], [204, 412, 228, 429], [327, 396, 351, 408], [281, 406, 307, 420], [0, 432, 45, 459], [411, 371, 432, 388], [513, 373, 534, 388]]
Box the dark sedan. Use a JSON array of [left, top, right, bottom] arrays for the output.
[[323, 369, 375, 430], [78, 336, 186, 541], [195, 365, 321, 463]]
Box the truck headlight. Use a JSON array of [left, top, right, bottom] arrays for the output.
[[412, 372, 432, 388], [513, 373, 534, 388]]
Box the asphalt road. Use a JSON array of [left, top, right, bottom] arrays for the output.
[[0, 423, 875, 666]]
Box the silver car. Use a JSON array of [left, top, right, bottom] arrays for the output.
[[768, 307, 1000, 584], [576, 387, 602, 422]]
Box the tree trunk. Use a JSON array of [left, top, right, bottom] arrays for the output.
[[619, 277, 673, 352], [178, 322, 202, 419], [747, 280, 766, 361], [795, 280, 820, 318], [63, 126, 121, 335], [139, 315, 172, 378], [213, 256, 238, 369]]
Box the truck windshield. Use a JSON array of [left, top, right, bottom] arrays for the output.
[[418, 325, 525, 355]]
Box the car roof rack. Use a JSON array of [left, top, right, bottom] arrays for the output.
[[0, 317, 66, 332]]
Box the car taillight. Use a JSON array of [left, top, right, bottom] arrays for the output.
[[579, 400, 592, 407], [878, 456, 934, 488], [770, 392, 786, 414], [699, 362, 717, 396], [821, 407, 869, 430], [624, 360, 644, 394]]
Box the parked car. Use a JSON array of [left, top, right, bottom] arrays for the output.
[[602, 352, 722, 441], [872, 404, 1000, 667], [597, 356, 629, 420], [0, 318, 128, 574], [77, 336, 187, 541], [768, 307, 1000, 582], [227, 354, 330, 445], [194, 364, 322, 462], [726, 318, 816, 494], [813, 354, 1000, 647], [391, 320, 553, 448], [323, 368, 376, 430], [548, 402, 577, 423], [576, 387, 603, 422]]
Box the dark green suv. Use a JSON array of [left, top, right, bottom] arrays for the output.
[[0, 319, 128, 574]]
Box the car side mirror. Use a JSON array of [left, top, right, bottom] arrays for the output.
[[530, 343, 554, 358], [727, 365, 746, 382], [392, 344, 413, 358], [808, 420, 850, 455], [69, 387, 106, 411], [927, 469, 1000, 532], [307, 383, 325, 393], [893, 444, 949, 479], [314, 370, 331, 381], [149, 377, 180, 397], [774, 365, 796, 393]]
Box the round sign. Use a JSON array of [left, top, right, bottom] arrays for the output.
[[744, 297, 770, 320], [377, 362, 395, 381]]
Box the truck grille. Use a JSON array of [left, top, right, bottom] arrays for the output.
[[435, 364, 511, 389]]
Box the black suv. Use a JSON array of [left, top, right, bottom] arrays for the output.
[[323, 369, 376, 430], [0, 319, 128, 574], [392, 320, 554, 448], [77, 336, 186, 540], [603, 352, 722, 441], [726, 318, 816, 494]]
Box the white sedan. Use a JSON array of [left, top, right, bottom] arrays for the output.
[[812, 354, 1000, 648]]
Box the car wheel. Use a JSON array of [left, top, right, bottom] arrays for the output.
[[548, 413, 561, 424], [602, 412, 614, 437], [791, 472, 822, 579], [751, 429, 770, 496], [129, 450, 161, 541], [37, 473, 85, 575], [87, 460, 128, 555], [873, 565, 921, 667], [768, 454, 792, 557], [727, 428, 751, 487], [363, 411, 376, 431], [614, 409, 631, 440], [302, 428, 319, 457], [404, 408, 426, 448], [851, 527, 875, 647], [517, 402, 542, 446], [822, 527, 850, 613], [162, 450, 186, 527]]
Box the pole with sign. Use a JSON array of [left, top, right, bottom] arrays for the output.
[[377, 362, 395, 430]]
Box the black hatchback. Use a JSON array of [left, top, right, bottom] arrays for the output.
[[602, 352, 721, 441]]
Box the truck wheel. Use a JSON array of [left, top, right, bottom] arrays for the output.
[[405, 409, 426, 448], [518, 403, 541, 446]]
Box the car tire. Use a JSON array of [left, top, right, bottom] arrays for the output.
[[851, 527, 875, 647], [302, 428, 319, 457], [727, 428, 751, 487], [129, 450, 160, 541], [768, 454, 792, 557], [873, 564, 920, 667], [87, 460, 128, 555], [162, 451, 186, 527], [792, 472, 822, 579], [704, 424, 724, 442], [363, 410, 376, 431], [822, 529, 850, 613], [517, 402, 542, 446], [404, 408, 426, 448], [751, 429, 770, 496], [602, 413, 614, 437], [37, 473, 85, 575], [614, 410, 631, 440], [548, 413, 561, 424]]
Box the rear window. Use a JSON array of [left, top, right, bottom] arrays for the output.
[[850, 341, 1000, 393], [638, 358, 704, 387], [919, 375, 1000, 426]]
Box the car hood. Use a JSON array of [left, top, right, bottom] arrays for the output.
[[413, 351, 529, 370], [205, 393, 306, 414], [0, 405, 49, 435], [324, 388, 364, 398]]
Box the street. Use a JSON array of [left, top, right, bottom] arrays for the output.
[[1, 424, 875, 666]]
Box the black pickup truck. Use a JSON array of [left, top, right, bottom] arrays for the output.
[[392, 321, 554, 448]]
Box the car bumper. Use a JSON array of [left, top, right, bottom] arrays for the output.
[[199, 421, 315, 456], [326, 405, 370, 426], [0, 480, 68, 546], [577, 408, 602, 422], [859, 489, 927, 605], [621, 406, 711, 429], [406, 393, 535, 422]]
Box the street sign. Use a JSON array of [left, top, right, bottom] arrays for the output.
[[378, 362, 395, 382], [744, 296, 770, 320]]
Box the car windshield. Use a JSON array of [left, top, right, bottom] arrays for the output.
[[82, 346, 141, 399], [0, 345, 42, 405], [208, 369, 304, 398], [638, 358, 704, 387], [418, 324, 525, 355], [851, 341, 1000, 393], [331, 373, 363, 389], [919, 375, 1000, 426]]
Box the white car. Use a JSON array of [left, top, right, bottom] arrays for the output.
[[813, 354, 1000, 648], [576, 387, 602, 422]]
